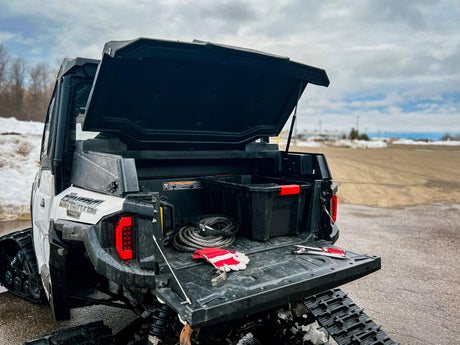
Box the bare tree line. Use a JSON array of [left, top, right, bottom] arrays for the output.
[[0, 44, 55, 123]]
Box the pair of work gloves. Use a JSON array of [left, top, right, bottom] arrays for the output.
[[193, 247, 249, 272]]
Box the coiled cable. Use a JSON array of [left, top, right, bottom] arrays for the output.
[[173, 215, 239, 252]]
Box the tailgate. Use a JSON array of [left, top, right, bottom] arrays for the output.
[[157, 239, 380, 328]]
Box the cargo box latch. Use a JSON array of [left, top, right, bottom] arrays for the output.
[[277, 185, 300, 196]]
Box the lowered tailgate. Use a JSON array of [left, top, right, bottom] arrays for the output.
[[157, 238, 380, 328]]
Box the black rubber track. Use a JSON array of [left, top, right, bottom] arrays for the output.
[[0, 228, 46, 304], [304, 288, 399, 345]]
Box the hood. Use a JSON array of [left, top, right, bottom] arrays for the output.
[[83, 38, 329, 149]]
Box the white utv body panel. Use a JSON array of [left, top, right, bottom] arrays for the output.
[[33, 182, 125, 300]]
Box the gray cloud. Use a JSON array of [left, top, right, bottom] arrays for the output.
[[358, 0, 428, 29], [199, 1, 257, 22]]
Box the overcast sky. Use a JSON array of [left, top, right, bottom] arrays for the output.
[[1, 0, 459, 134]]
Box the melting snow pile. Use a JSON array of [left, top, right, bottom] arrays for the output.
[[333, 140, 387, 149], [392, 139, 460, 146], [0, 117, 43, 220], [295, 140, 321, 148]]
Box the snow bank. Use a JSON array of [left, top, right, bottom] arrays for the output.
[[0, 117, 44, 135], [0, 118, 43, 220], [295, 140, 321, 148], [392, 139, 460, 146], [333, 140, 387, 149]]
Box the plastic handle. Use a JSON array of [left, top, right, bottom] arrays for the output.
[[277, 185, 300, 196], [325, 248, 345, 255]]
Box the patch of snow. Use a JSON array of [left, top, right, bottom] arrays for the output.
[[333, 140, 387, 149], [392, 139, 460, 146], [304, 135, 325, 141], [0, 117, 44, 135], [364, 141, 388, 148], [0, 118, 43, 220]]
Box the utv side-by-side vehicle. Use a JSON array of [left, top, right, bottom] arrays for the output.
[[0, 38, 398, 345]]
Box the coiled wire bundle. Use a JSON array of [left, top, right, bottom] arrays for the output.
[[173, 216, 239, 252]]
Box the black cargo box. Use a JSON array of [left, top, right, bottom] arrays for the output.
[[202, 175, 312, 241]]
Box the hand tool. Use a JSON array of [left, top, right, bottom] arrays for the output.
[[293, 245, 347, 259]]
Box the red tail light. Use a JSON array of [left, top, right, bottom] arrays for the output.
[[115, 216, 133, 260], [331, 195, 337, 223]]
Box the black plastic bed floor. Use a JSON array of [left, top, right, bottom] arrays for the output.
[[158, 235, 381, 328]]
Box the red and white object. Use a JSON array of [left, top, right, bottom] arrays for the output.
[[193, 248, 250, 272], [303, 246, 345, 255], [293, 245, 347, 259]]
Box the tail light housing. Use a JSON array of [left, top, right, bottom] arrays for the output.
[[330, 195, 337, 223], [115, 216, 133, 260]]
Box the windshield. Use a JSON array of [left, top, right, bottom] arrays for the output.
[[68, 79, 100, 143]]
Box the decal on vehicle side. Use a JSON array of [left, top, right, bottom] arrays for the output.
[[59, 192, 104, 218]]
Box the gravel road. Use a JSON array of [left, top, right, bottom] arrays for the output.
[[1, 202, 459, 344], [337, 202, 459, 345]]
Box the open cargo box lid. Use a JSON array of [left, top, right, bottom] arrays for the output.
[[83, 38, 329, 149]]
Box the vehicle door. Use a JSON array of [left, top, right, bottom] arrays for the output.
[[31, 88, 57, 298]]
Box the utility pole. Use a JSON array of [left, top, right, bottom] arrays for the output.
[[319, 120, 322, 135], [356, 116, 360, 133]]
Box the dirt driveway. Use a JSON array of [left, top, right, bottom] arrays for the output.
[[293, 144, 460, 208]]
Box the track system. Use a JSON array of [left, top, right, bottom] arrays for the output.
[[304, 288, 399, 345], [0, 228, 46, 304]]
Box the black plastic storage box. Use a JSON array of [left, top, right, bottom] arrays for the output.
[[201, 175, 311, 241]]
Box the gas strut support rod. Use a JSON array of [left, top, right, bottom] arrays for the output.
[[285, 81, 304, 153], [152, 231, 192, 305]]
